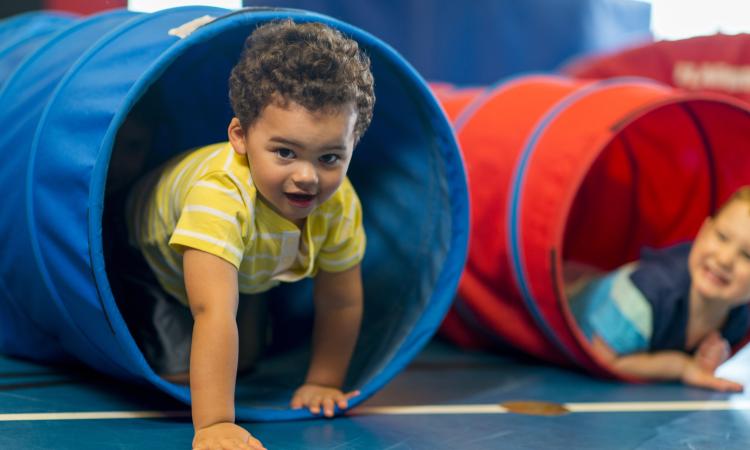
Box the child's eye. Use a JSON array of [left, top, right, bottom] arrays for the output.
[[715, 230, 728, 242], [276, 148, 295, 160], [741, 250, 750, 261], [319, 154, 341, 165]]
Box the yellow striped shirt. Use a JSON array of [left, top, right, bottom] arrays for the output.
[[126, 142, 365, 305]]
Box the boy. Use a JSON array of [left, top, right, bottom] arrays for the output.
[[566, 186, 750, 392], [114, 20, 375, 450]]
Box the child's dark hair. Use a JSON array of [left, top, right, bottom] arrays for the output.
[[229, 19, 375, 143]]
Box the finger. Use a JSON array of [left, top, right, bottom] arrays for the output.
[[245, 437, 266, 450], [701, 375, 743, 392], [344, 390, 361, 400], [717, 378, 744, 392], [247, 435, 265, 449], [246, 441, 266, 450], [336, 395, 349, 410], [322, 397, 336, 417], [290, 395, 304, 409], [307, 395, 322, 414]]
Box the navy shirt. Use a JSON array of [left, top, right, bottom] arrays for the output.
[[630, 243, 749, 352]]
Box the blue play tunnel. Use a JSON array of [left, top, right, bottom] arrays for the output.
[[0, 7, 468, 421], [0, 11, 77, 87]]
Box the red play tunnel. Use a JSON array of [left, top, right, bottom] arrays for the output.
[[434, 75, 750, 375], [564, 34, 750, 105]]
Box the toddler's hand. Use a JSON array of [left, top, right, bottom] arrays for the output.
[[694, 331, 731, 373], [682, 358, 743, 392], [193, 422, 266, 450], [290, 384, 360, 417]]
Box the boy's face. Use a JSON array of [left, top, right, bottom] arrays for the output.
[[229, 100, 357, 226], [689, 199, 750, 306]]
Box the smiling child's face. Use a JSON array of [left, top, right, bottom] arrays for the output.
[[228, 100, 357, 227], [689, 198, 750, 307]]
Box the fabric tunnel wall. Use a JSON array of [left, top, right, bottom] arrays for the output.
[[433, 75, 750, 377], [0, 11, 77, 87], [563, 34, 750, 105], [0, 7, 469, 421]]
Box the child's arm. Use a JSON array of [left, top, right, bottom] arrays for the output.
[[589, 334, 743, 392], [291, 264, 363, 417], [184, 249, 265, 450], [562, 260, 608, 298]]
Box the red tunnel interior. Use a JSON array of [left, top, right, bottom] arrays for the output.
[[565, 100, 750, 275]]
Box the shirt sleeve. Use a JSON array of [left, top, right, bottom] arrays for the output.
[[169, 171, 252, 269], [569, 266, 652, 355], [317, 182, 366, 273]]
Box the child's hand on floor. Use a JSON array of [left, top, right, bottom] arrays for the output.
[[682, 335, 743, 392], [291, 384, 360, 417], [682, 359, 743, 392], [192, 422, 266, 450]]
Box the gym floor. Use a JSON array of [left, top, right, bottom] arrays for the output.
[[2, 339, 749, 449]]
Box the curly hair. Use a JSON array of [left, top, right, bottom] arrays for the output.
[[229, 20, 375, 144]]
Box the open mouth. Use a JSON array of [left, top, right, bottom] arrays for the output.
[[285, 192, 315, 207]]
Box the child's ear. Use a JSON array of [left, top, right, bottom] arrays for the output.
[[228, 117, 247, 155]]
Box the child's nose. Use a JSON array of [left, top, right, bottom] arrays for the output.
[[292, 162, 318, 187], [716, 245, 735, 268]]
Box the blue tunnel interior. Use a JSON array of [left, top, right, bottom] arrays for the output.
[[0, 7, 468, 420]]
